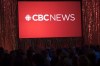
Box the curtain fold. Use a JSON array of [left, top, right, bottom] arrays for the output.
[[82, 0, 100, 45], [0, 0, 18, 51]]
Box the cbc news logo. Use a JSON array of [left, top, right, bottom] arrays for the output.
[[25, 14, 31, 21], [25, 14, 75, 22]]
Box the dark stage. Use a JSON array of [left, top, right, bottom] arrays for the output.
[[0, 0, 100, 52]]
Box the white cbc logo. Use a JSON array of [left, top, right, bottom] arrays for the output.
[[25, 14, 76, 22], [25, 14, 31, 21]]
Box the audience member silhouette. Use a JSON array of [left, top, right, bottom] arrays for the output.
[[0, 45, 100, 66]]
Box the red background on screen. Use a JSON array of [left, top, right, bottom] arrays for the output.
[[18, 1, 82, 38]]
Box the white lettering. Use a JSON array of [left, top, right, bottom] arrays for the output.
[[25, 14, 76, 22]]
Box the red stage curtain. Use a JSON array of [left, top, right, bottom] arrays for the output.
[[82, 0, 100, 45], [0, 0, 18, 51], [0, 0, 100, 51]]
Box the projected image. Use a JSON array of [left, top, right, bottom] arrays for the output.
[[18, 1, 82, 38]]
